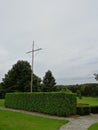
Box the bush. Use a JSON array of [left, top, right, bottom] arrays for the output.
[[90, 106, 98, 114], [77, 103, 90, 115], [77, 90, 82, 99], [5, 92, 77, 117]]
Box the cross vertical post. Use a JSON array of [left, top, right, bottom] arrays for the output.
[[31, 41, 34, 92], [26, 41, 42, 92]]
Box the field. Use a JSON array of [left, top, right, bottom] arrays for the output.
[[88, 123, 98, 130], [77, 97, 98, 106], [0, 99, 67, 130]]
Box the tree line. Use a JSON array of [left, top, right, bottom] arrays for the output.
[[0, 60, 98, 98], [0, 60, 56, 98], [67, 83, 98, 97]]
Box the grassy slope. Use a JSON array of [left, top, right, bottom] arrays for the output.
[[88, 123, 98, 130], [77, 97, 98, 106], [0, 110, 67, 130]]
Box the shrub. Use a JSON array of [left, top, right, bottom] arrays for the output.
[[90, 106, 98, 114], [77, 103, 90, 115], [5, 92, 76, 117]]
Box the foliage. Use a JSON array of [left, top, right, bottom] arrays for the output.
[[0, 83, 4, 98], [0, 60, 41, 98], [67, 83, 98, 97], [94, 73, 98, 81], [77, 97, 98, 115], [56, 85, 72, 93], [3, 60, 31, 91], [88, 123, 98, 130], [32, 74, 42, 92], [0, 109, 67, 130], [90, 106, 98, 114], [42, 70, 56, 92], [77, 90, 82, 99], [0, 99, 4, 106], [5, 92, 77, 117], [77, 104, 90, 115], [67, 84, 79, 93]]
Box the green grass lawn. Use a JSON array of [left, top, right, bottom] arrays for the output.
[[0, 99, 68, 130], [0, 109, 67, 130], [77, 97, 98, 106], [0, 99, 4, 106], [88, 123, 98, 130]]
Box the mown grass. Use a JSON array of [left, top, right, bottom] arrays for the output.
[[0, 99, 68, 130], [77, 97, 98, 106], [88, 123, 98, 130], [0, 109, 68, 130]]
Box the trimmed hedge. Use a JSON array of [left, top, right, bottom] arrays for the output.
[[77, 103, 90, 115], [5, 92, 77, 117], [77, 104, 98, 115], [90, 106, 98, 114]]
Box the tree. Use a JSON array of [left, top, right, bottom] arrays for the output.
[[77, 90, 82, 99], [32, 74, 42, 92], [0, 83, 3, 98], [94, 73, 98, 81], [1, 60, 41, 96], [42, 70, 56, 92], [56, 85, 71, 93]]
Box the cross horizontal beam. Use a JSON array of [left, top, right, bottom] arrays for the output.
[[26, 48, 42, 54]]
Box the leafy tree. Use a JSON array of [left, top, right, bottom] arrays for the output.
[[67, 83, 98, 97], [33, 74, 41, 92], [42, 70, 56, 92], [95, 86, 98, 96], [77, 90, 82, 99], [56, 85, 71, 93], [94, 73, 98, 81], [1, 60, 41, 96], [0, 83, 3, 98]]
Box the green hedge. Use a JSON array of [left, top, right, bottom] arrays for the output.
[[77, 103, 90, 115], [76, 104, 98, 115], [5, 92, 76, 117], [90, 106, 98, 114]]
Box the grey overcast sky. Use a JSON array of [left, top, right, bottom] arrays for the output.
[[0, 0, 98, 85]]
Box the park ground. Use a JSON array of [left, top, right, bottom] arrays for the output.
[[0, 97, 98, 130]]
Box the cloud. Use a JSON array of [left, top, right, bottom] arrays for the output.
[[0, 0, 98, 84]]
